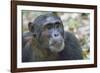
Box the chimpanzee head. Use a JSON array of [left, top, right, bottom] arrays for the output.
[[28, 13, 65, 52]]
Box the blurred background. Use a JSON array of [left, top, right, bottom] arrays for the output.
[[22, 11, 90, 60]]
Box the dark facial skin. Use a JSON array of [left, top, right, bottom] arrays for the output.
[[28, 14, 65, 52]]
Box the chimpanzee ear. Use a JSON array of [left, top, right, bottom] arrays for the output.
[[28, 22, 34, 32], [28, 22, 37, 38]]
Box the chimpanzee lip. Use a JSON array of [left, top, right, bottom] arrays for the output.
[[49, 41, 65, 52], [49, 38, 64, 49], [50, 41, 62, 47]]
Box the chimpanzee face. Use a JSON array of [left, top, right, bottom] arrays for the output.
[[28, 14, 65, 52]]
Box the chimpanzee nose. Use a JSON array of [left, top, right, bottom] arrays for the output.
[[54, 33, 59, 37], [52, 30, 60, 38]]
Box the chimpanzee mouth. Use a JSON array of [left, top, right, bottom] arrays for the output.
[[50, 41, 62, 47], [49, 39, 65, 52]]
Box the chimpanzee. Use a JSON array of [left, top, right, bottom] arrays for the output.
[[22, 13, 83, 62]]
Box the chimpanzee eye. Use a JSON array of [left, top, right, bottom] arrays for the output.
[[55, 22, 60, 28], [55, 24, 59, 28], [46, 24, 52, 29]]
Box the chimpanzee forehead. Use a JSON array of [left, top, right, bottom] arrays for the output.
[[33, 14, 62, 26], [44, 17, 62, 25], [46, 16, 59, 21], [42, 16, 62, 25]]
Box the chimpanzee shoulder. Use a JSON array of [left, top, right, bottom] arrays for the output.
[[59, 31, 83, 60], [22, 32, 34, 62]]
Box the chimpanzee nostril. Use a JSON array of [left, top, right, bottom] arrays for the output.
[[54, 34, 59, 37]]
